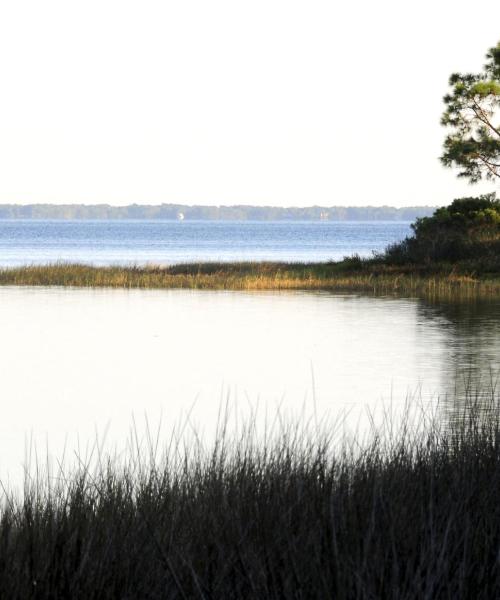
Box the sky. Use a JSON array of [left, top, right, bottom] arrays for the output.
[[0, 0, 499, 208]]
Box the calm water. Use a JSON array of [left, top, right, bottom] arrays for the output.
[[0, 220, 411, 266], [0, 287, 499, 484]]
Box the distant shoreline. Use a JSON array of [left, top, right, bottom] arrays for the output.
[[0, 203, 437, 221]]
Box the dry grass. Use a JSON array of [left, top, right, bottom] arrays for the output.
[[0, 261, 499, 298]]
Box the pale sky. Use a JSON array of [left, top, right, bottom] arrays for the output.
[[0, 0, 499, 207]]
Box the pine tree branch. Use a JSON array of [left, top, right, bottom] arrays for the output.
[[477, 156, 500, 178], [471, 98, 500, 138]]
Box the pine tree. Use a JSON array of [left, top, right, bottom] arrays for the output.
[[440, 42, 500, 182]]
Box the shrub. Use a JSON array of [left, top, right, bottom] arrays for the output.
[[385, 193, 500, 264]]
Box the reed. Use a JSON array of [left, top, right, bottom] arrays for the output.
[[0, 261, 499, 298], [0, 396, 500, 598]]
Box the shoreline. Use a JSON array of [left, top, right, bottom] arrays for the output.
[[0, 261, 498, 298]]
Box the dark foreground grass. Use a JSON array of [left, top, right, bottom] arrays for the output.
[[2, 399, 500, 598], [1, 260, 500, 298]]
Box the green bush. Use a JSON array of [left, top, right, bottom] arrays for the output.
[[385, 193, 500, 264]]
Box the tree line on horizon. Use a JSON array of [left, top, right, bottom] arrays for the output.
[[0, 204, 436, 221]]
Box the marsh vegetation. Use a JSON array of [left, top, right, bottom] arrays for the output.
[[1, 397, 500, 598], [0, 259, 498, 299]]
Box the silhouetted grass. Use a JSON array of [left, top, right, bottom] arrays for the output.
[[1, 397, 500, 598], [0, 261, 499, 298]]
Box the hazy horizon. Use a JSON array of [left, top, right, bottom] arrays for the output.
[[0, 0, 499, 207], [0, 201, 438, 209]]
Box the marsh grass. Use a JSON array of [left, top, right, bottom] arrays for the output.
[[1, 396, 500, 598], [0, 261, 499, 299]]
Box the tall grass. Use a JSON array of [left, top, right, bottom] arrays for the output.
[[0, 261, 499, 298], [1, 397, 500, 598]]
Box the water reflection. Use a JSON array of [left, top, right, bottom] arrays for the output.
[[0, 287, 499, 484], [415, 298, 500, 429]]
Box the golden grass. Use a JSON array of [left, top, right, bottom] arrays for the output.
[[0, 262, 499, 299]]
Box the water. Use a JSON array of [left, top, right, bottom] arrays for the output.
[[0, 220, 411, 266], [0, 286, 499, 485]]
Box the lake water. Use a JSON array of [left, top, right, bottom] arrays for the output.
[[0, 220, 411, 266], [1, 286, 499, 486]]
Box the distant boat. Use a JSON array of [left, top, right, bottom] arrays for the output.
[[177, 212, 185, 221]]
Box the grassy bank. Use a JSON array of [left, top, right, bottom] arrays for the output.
[[1, 261, 500, 298], [1, 400, 500, 598]]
